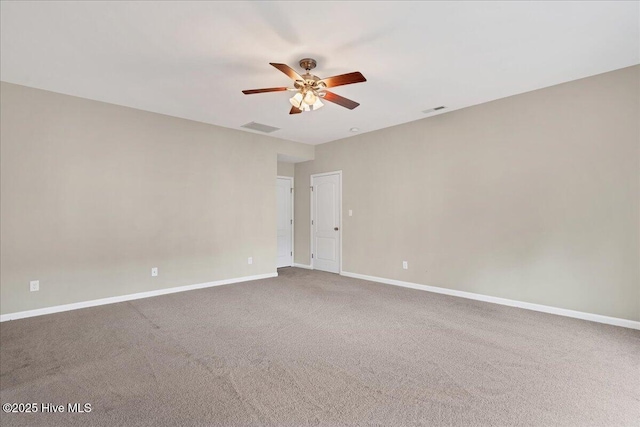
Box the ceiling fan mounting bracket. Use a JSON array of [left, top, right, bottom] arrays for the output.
[[299, 58, 317, 71]]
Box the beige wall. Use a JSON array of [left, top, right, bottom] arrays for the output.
[[3, 66, 638, 321], [277, 162, 295, 177], [0, 82, 313, 315], [295, 65, 640, 321]]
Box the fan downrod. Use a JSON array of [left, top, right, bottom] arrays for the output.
[[299, 58, 317, 71]]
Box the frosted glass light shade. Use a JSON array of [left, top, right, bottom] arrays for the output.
[[312, 99, 324, 110], [289, 92, 303, 108], [303, 91, 317, 105]]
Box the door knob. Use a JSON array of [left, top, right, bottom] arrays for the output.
[[334, 227, 339, 231]]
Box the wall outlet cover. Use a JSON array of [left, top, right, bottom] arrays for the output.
[[402, 261, 408, 270], [30, 280, 40, 292], [151, 267, 158, 277], [248, 257, 253, 265]]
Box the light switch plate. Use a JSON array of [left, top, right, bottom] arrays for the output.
[[248, 257, 253, 265], [402, 261, 408, 270], [30, 280, 40, 292], [349, 210, 353, 217]]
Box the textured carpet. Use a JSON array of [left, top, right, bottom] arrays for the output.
[[1, 268, 638, 426]]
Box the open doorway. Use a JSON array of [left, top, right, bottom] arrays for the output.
[[276, 176, 294, 268]]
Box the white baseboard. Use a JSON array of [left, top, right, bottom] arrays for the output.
[[293, 263, 313, 270], [341, 271, 640, 330], [0, 272, 278, 322]]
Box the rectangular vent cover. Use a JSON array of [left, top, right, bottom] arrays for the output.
[[422, 106, 446, 114], [241, 122, 281, 133]]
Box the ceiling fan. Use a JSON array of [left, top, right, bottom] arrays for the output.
[[242, 58, 366, 114]]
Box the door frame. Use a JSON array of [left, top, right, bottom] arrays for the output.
[[277, 176, 294, 268], [310, 170, 342, 273]]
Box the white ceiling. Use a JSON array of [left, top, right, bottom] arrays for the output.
[[1, 1, 638, 145]]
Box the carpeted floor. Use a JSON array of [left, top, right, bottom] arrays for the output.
[[1, 268, 639, 426]]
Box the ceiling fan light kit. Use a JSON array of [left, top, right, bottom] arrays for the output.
[[242, 58, 367, 115], [289, 90, 324, 111]]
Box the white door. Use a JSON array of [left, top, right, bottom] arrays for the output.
[[276, 177, 293, 268], [312, 172, 341, 273]]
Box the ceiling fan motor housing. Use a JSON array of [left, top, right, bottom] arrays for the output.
[[294, 73, 324, 92]]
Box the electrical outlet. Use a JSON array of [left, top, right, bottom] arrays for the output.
[[30, 280, 39, 292], [248, 257, 253, 265], [402, 261, 408, 270], [349, 209, 353, 217], [151, 267, 158, 277]]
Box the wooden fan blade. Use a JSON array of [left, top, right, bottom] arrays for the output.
[[320, 72, 366, 88], [242, 87, 289, 95], [289, 106, 302, 115], [270, 63, 304, 81], [322, 91, 360, 110]]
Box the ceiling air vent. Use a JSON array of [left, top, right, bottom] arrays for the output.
[[241, 122, 281, 133], [422, 106, 446, 114]]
